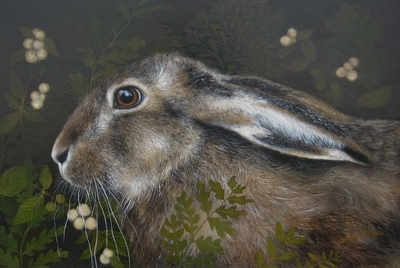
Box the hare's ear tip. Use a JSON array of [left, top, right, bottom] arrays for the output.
[[343, 146, 371, 165]]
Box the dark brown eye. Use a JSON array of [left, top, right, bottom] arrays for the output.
[[114, 86, 142, 109]]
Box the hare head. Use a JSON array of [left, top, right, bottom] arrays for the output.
[[52, 54, 400, 267]]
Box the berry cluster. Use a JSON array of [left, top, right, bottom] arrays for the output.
[[280, 27, 297, 47], [335, 57, 360, 82], [99, 248, 115, 265], [30, 83, 50, 110], [67, 204, 115, 264], [67, 203, 98, 231], [23, 28, 48, 63]]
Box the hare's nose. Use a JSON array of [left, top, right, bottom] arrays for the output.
[[55, 148, 69, 164]]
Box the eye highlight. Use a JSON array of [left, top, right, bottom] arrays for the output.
[[114, 86, 142, 109]]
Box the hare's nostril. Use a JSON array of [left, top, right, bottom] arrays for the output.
[[56, 149, 69, 164]]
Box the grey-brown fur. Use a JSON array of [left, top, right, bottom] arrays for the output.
[[52, 54, 400, 267]]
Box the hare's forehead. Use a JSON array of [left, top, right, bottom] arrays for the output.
[[106, 75, 188, 100]]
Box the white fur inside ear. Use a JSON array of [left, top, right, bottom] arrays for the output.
[[199, 94, 362, 163]]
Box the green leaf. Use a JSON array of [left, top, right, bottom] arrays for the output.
[[164, 253, 181, 263], [266, 238, 276, 259], [308, 252, 319, 262], [0, 226, 18, 253], [215, 205, 247, 220], [4, 93, 20, 109], [127, 36, 146, 51], [110, 255, 125, 268], [275, 222, 283, 243], [44, 38, 59, 56], [227, 176, 238, 190], [256, 250, 264, 267], [195, 236, 223, 254], [0, 248, 19, 268], [208, 217, 237, 239], [8, 70, 24, 100], [358, 86, 393, 109], [10, 49, 26, 65], [283, 227, 297, 241], [22, 107, 42, 123], [286, 58, 311, 72], [160, 226, 175, 240], [232, 184, 247, 195], [278, 252, 296, 261], [301, 40, 316, 61], [297, 29, 313, 40], [13, 195, 45, 225], [0, 112, 20, 135], [227, 195, 253, 205], [310, 69, 325, 91], [0, 166, 27, 196], [17, 26, 33, 38], [196, 183, 212, 214], [38, 165, 52, 190], [30, 249, 68, 267], [368, 17, 384, 35], [277, 45, 295, 59], [209, 180, 225, 199], [23, 228, 56, 256], [81, 49, 97, 69]]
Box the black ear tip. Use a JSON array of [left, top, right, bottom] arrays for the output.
[[343, 146, 371, 165]]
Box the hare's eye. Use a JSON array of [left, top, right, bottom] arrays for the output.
[[114, 86, 142, 109]]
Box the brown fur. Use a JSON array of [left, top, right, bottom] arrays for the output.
[[52, 54, 400, 267]]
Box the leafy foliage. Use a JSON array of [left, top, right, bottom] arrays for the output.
[[0, 163, 69, 268], [256, 222, 341, 268], [182, 0, 394, 111], [183, 0, 284, 76], [67, 0, 163, 100], [161, 177, 253, 267]]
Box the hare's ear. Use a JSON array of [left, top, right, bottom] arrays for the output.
[[188, 80, 370, 165]]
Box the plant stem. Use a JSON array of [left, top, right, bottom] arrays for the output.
[[89, 10, 136, 87], [19, 222, 32, 268]]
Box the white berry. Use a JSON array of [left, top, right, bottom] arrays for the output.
[[73, 217, 85, 230], [346, 70, 358, 82], [280, 35, 292, 47], [99, 254, 111, 264], [32, 28, 40, 35], [23, 38, 33, 49], [67, 209, 79, 222], [30, 91, 41, 101], [31, 99, 44, 110], [25, 50, 38, 63], [39, 83, 50, 93], [34, 30, 46, 40], [287, 27, 297, 38], [76, 203, 91, 217], [103, 248, 114, 259], [85, 217, 97, 230], [335, 67, 347, 78], [32, 40, 44, 50], [343, 62, 353, 71], [36, 49, 48, 60], [348, 57, 360, 67]]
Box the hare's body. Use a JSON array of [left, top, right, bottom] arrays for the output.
[[52, 54, 400, 267]]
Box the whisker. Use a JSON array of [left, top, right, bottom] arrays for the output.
[[97, 179, 132, 267]]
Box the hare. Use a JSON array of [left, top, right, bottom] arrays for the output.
[[52, 53, 400, 267]]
